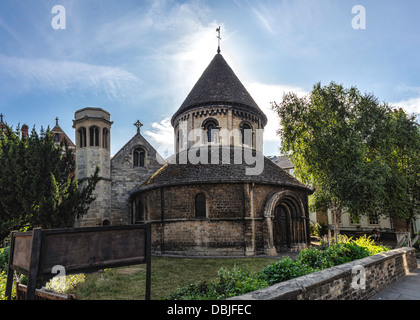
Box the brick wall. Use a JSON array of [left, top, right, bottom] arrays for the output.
[[231, 247, 418, 300]]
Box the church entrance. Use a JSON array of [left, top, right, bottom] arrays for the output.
[[273, 204, 291, 252], [265, 190, 309, 254]]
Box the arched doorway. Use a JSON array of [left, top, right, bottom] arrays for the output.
[[273, 203, 291, 252], [264, 191, 309, 254]]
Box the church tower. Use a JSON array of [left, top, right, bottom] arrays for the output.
[[171, 52, 267, 154], [73, 107, 113, 226]]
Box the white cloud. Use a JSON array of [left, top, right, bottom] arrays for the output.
[[143, 117, 174, 159], [0, 55, 143, 100], [245, 81, 308, 151], [392, 97, 420, 115]]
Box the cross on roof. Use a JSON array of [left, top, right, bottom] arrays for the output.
[[216, 26, 221, 54], [0, 114, 3, 123], [134, 120, 143, 134]]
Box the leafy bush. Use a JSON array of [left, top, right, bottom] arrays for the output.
[[165, 265, 268, 300], [45, 273, 86, 294], [352, 235, 389, 255], [259, 257, 316, 285], [0, 271, 15, 300], [297, 247, 332, 270], [0, 247, 9, 272], [165, 236, 389, 300]]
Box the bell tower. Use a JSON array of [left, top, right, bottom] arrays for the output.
[[73, 107, 113, 226]]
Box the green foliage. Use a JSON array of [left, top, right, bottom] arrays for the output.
[[0, 247, 9, 271], [259, 257, 315, 285], [165, 265, 268, 300], [45, 274, 86, 294], [310, 222, 329, 237], [0, 126, 101, 242], [0, 271, 16, 300], [166, 237, 389, 300], [272, 82, 420, 232], [352, 235, 389, 256]]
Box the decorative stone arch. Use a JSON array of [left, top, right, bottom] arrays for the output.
[[201, 117, 220, 143], [239, 120, 254, 147], [263, 190, 308, 255]]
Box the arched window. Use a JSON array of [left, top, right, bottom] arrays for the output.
[[89, 126, 99, 147], [133, 147, 146, 167], [102, 128, 109, 149], [203, 119, 219, 143], [241, 123, 253, 147], [78, 127, 87, 148], [195, 193, 206, 218]]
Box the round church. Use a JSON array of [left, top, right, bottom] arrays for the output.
[[128, 52, 314, 256]]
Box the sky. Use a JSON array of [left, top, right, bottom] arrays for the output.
[[0, 0, 419, 158]]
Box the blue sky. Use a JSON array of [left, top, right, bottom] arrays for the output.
[[1, 0, 419, 158]]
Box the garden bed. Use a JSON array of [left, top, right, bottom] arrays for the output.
[[165, 236, 392, 300], [231, 246, 417, 300]]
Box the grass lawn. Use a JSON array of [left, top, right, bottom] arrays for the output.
[[70, 256, 277, 300]]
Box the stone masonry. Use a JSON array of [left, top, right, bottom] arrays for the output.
[[231, 247, 418, 300]]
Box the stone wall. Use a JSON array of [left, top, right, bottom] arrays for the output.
[[110, 132, 163, 225], [137, 182, 310, 256], [174, 106, 264, 153], [231, 247, 417, 300], [153, 219, 249, 256]]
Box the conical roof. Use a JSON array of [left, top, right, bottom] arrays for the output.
[[171, 53, 267, 127]]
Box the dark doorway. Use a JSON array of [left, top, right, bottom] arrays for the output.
[[273, 204, 291, 252]]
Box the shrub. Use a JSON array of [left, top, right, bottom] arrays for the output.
[[310, 223, 321, 237], [165, 236, 390, 300], [352, 235, 389, 255], [259, 257, 316, 285], [0, 247, 9, 272], [165, 265, 268, 300], [297, 247, 331, 270], [0, 271, 15, 300]]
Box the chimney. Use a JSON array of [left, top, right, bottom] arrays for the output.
[[21, 124, 29, 138]]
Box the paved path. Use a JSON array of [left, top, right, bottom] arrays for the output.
[[370, 259, 420, 300]]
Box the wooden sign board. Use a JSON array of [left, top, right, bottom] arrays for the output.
[[5, 224, 151, 300]]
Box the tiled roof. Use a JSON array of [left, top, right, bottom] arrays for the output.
[[171, 54, 267, 127], [132, 146, 312, 194], [267, 155, 294, 169]]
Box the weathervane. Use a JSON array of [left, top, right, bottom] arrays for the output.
[[134, 120, 143, 134], [216, 26, 221, 54]]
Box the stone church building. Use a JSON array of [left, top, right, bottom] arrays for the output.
[[71, 51, 314, 256]]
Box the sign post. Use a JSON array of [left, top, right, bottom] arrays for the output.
[[5, 224, 152, 300]]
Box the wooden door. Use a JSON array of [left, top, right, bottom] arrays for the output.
[[273, 204, 291, 252]]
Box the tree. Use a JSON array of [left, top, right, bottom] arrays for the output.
[[272, 82, 419, 237], [0, 126, 100, 241], [382, 109, 420, 233]]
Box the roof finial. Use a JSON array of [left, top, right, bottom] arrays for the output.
[[216, 26, 221, 54], [134, 120, 143, 134], [55, 117, 59, 126], [0, 114, 3, 123]]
